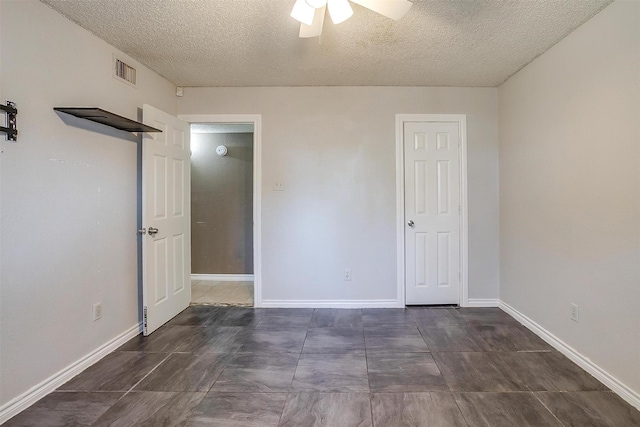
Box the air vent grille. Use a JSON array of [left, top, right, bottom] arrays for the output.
[[114, 57, 137, 87]]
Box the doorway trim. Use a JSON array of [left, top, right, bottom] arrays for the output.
[[395, 114, 469, 307], [178, 114, 263, 307]]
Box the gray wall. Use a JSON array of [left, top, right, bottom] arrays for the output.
[[499, 1, 639, 396], [0, 0, 177, 408], [191, 132, 254, 274], [179, 86, 500, 304]]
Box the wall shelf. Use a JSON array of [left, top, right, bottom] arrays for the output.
[[54, 107, 162, 133]]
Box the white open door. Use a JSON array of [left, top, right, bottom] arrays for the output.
[[404, 121, 461, 305], [141, 105, 191, 335]]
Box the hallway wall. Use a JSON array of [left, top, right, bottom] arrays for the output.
[[191, 132, 254, 275]]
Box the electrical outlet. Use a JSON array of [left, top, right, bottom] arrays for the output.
[[570, 303, 579, 322], [273, 181, 285, 191], [344, 269, 352, 281], [93, 302, 103, 321]]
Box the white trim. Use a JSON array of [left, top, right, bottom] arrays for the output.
[[465, 298, 499, 307], [0, 323, 141, 424], [260, 299, 400, 309], [191, 274, 254, 282], [499, 300, 640, 411], [179, 114, 263, 307], [395, 114, 469, 307]]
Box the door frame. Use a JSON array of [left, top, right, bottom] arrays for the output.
[[395, 114, 469, 307], [178, 114, 263, 307]]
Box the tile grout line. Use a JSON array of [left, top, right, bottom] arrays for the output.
[[276, 392, 291, 426], [364, 327, 375, 426], [278, 310, 315, 426], [450, 392, 472, 427], [532, 390, 568, 427], [121, 353, 173, 399]]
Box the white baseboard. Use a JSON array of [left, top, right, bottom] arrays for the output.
[[499, 300, 640, 411], [0, 323, 142, 424], [259, 299, 401, 309], [192, 274, 254, 282], [464, 298, 499, 307]]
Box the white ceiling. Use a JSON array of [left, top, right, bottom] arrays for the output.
[[41, 0, 613, 87]]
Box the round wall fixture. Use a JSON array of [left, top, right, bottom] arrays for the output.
[[216, 145, 228, 156]]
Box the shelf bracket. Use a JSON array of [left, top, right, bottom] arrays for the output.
[[1, 101, 18, 142]]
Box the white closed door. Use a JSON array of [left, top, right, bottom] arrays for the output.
[[404, 121, 460, 305], [142, 105, 191, 335]]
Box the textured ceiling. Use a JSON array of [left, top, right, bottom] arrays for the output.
[[41, 0, 613, 87]]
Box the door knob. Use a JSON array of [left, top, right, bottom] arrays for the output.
[[408, 220, 415, 227], [148, 227, 159, 236]]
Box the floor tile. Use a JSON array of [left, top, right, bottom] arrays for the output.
[[535, 391, 640, 427], [238, 328, 307, 353], [418, 325, 490, 352], [409, 308, 468, 327], [367, 352, 448, 392], [59, 351, 167, 391], [261, 308, 315, 316], [175, 326, 252, 353], [191, 280, 254, 307], [362, 308, 417, 327], [91, 391, 205, 427], [135, 352, 233, 392], [457, 308, 519, 326], [184, 392, 287, 427], [211, 352, 299, 392], [371, 392, 467, 427], [471, 323, 554, 352], [279, 392, 372, 427], [15, 307, 637, 426], [4, 392, 122, 427], [302, 328, 365, 353], [255, 311, 313, 328], [433, 352, 527, 392], [364, 326, 429, 352], [292, 353, 369, 392], [502, 351, 608, 392], [117, 326, 195, 353], [166, 306, 229, 327], [310, 309, 363, 328], [191, 285, 214, 302], [218, 307, 265, 327], [453, 392, 562, 426]]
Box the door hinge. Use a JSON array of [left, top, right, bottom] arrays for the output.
[[458, 205, 461, 215], [459, 272, 461, 281], [143, 306, 148, 334]]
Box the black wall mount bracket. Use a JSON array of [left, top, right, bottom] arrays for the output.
[[1, 101, 18, 142]]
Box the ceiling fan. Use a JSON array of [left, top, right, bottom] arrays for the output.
[[291, 0, 413, 38]]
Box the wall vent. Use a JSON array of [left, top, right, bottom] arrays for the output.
[[113, 56, 137, 87]]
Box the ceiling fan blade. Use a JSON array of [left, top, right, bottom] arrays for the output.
[[327, 0, 353, 24], [299, 6, 326, 38], [291, 0, 316, 25], [349, 0, 412, 20]]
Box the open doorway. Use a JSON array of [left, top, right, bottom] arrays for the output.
[[190, 123, 254, 306]]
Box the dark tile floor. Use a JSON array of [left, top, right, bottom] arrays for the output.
[[6, 307, 640, 426]]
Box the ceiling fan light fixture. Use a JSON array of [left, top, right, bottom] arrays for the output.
[[291, 0, 316, 25], [305, 0, 328, 8], [327, 0, 353, 24]]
